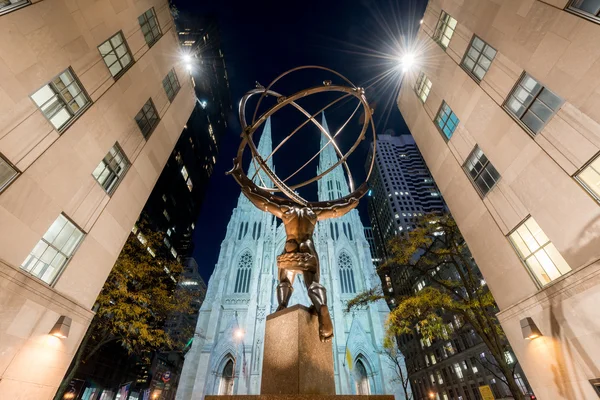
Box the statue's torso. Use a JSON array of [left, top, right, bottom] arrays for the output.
[[281, 207, 317, 241]]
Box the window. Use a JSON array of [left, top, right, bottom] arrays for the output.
[[138, 8, 162, 47], [181, 166, 189, 180], [435, 101, 459, 140], [433, 11, 457, 49], [415, 72, 432, 103], [92, 143, 130, 194], [0, 0, 30, 15], [504, 351, 515, 364], [339, 252, 356, 294], [508, 217, 572, 286], [21, 214, 84, 284], [98, 31, 133, 78], [463, 146, 500, 196], [575, 153, 600, 203], [453, 363, 464, 379], [568, 0, 600, 20], [218, 359, 234, 395], [234, 251, 252, 293], [0, 153, 18, 193], [505, 74, 563, 135], [355, 360, 370, 395], [163, 69, 181, 102], [170, 247, 177, 259], [462, 35, 496, 81], [30, 68, 90, 131], [163, 209, 170, 221], [135, 99, 159, 138]]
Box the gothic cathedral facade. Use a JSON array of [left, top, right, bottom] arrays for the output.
[[176, 115, 406, 399]]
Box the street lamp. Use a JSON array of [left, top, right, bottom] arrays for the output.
[[400, 53, 416, 72]]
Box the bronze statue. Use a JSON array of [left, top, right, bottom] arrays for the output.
[[230, 162, 366, 342], [229, 66, 376, 343]]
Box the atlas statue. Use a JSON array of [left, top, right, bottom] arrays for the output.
[[228, 66, 376, 343]]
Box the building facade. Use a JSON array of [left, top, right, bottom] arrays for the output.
[[176, 116, 405, 399], [398, 1, 600, 398], [0, 1, 194, 398]]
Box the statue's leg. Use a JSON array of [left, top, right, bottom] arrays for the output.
[[276, 269, 295, 312], [304, 269, 333, 342]]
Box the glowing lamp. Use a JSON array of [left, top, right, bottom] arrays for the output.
[[420, 19, 424, 25], [401, 53, 416, 72], [182, 54, 192, 63], [50, 316, 72, 339], [185, 63, 193, 72], [234, 328, 244, 339], [520, 317, 542, 340]]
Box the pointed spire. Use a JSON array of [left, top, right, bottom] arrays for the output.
[[318, 113, 349, 201], [247, 117, 274, 188]]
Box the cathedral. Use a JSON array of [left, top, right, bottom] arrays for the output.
[[176, 115, 406, 399]]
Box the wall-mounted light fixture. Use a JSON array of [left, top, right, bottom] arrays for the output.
[[50, 316, 72, 339], [520, 317, 542, 340]]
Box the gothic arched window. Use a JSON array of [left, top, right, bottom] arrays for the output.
[[218, 359, 234, 395], [234, 251, 252, 293], [347, 223, 353, 241], [338, 252, 356, 294], [355, 359, 370, 395]]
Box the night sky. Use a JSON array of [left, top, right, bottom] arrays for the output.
[[178, 0, 428, 282]]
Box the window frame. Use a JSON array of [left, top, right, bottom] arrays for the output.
[[92, 142, 131, 195], [432, 10, 457, 50], [162, 68, 181, 102], [574, 151, 600, 204], [507, 216, 572, 288], [414, 71, 432, 103], [503, 72, 564, 137], [0, 0, 30, 16], [460, 35, 497, 82], [434, 101, 459, 141], [20, 213, 86, 286], [138, 7, 162, 48], [462, 145, 501, 198], [135, 98, 160, 139], [566, 0, 600, 23], [0, 152, 19, 193], [97, 30, 134, 80], [30, 67, 91, 133]]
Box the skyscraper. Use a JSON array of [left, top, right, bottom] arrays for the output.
[[366, 134, 446, 261], [176, 116, 405, 399], [397, 0, 600, 397], [0, 1, 194, 398]]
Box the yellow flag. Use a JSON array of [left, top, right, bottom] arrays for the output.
[[345, 347, 353, 370]]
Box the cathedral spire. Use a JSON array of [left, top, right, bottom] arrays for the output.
[[247, 117, 274, 188], [318, 113, 349, 201]]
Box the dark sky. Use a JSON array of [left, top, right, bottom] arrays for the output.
[[181, 0, 428, 282]]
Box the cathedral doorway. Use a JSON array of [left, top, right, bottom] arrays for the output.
[[218, 359, 235, 395], [355, 359, 371, 395]]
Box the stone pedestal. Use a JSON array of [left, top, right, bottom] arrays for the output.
[[261, 305, 335, 395]]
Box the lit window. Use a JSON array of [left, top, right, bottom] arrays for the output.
[[138, 8, 162, 47], [568, 0, 600, 19], [135, 99, 159, 138], [92, 142, 130, 194], [508, 217, 571, 286], [0, 0, 30, 15], [21, 214, 84, 284], [147, 247, 155, 257], [433, 11, 457, 49], [575, 153, 600, 203], [171, 247, 177, 258], [163, 209, 170, 221], [137, 232, 147, 245], [181, 166, 189, 180], [453, 363, 463, 379], [505, 73, 563, 135], [162, 68, 181, 102], [164, 237, 171, 248], [435, 101, 459, 140], [167, 228, 172, 236], [461, 35, 496, 81], [98, 31, 133, 78], [0, 153, 18, 193], [186, 177, 193, 192], [504, 351, 515, 364], [30, 68, 90, 132], [414, 72, 432, 103], [463, 146, 500, 197]]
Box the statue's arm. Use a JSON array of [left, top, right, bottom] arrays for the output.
[[242, 186, 287, 218], [314, 197, 359, 220]]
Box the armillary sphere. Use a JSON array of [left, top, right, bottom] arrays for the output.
[[232, 65, 376, 207]]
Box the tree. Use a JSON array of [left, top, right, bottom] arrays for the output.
[[380, 341, 413, 400], [54, 218, 193, 400], [347, 214, 525, 399]]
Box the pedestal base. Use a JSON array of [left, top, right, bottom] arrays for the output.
[[261, 305, 335, 395]]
